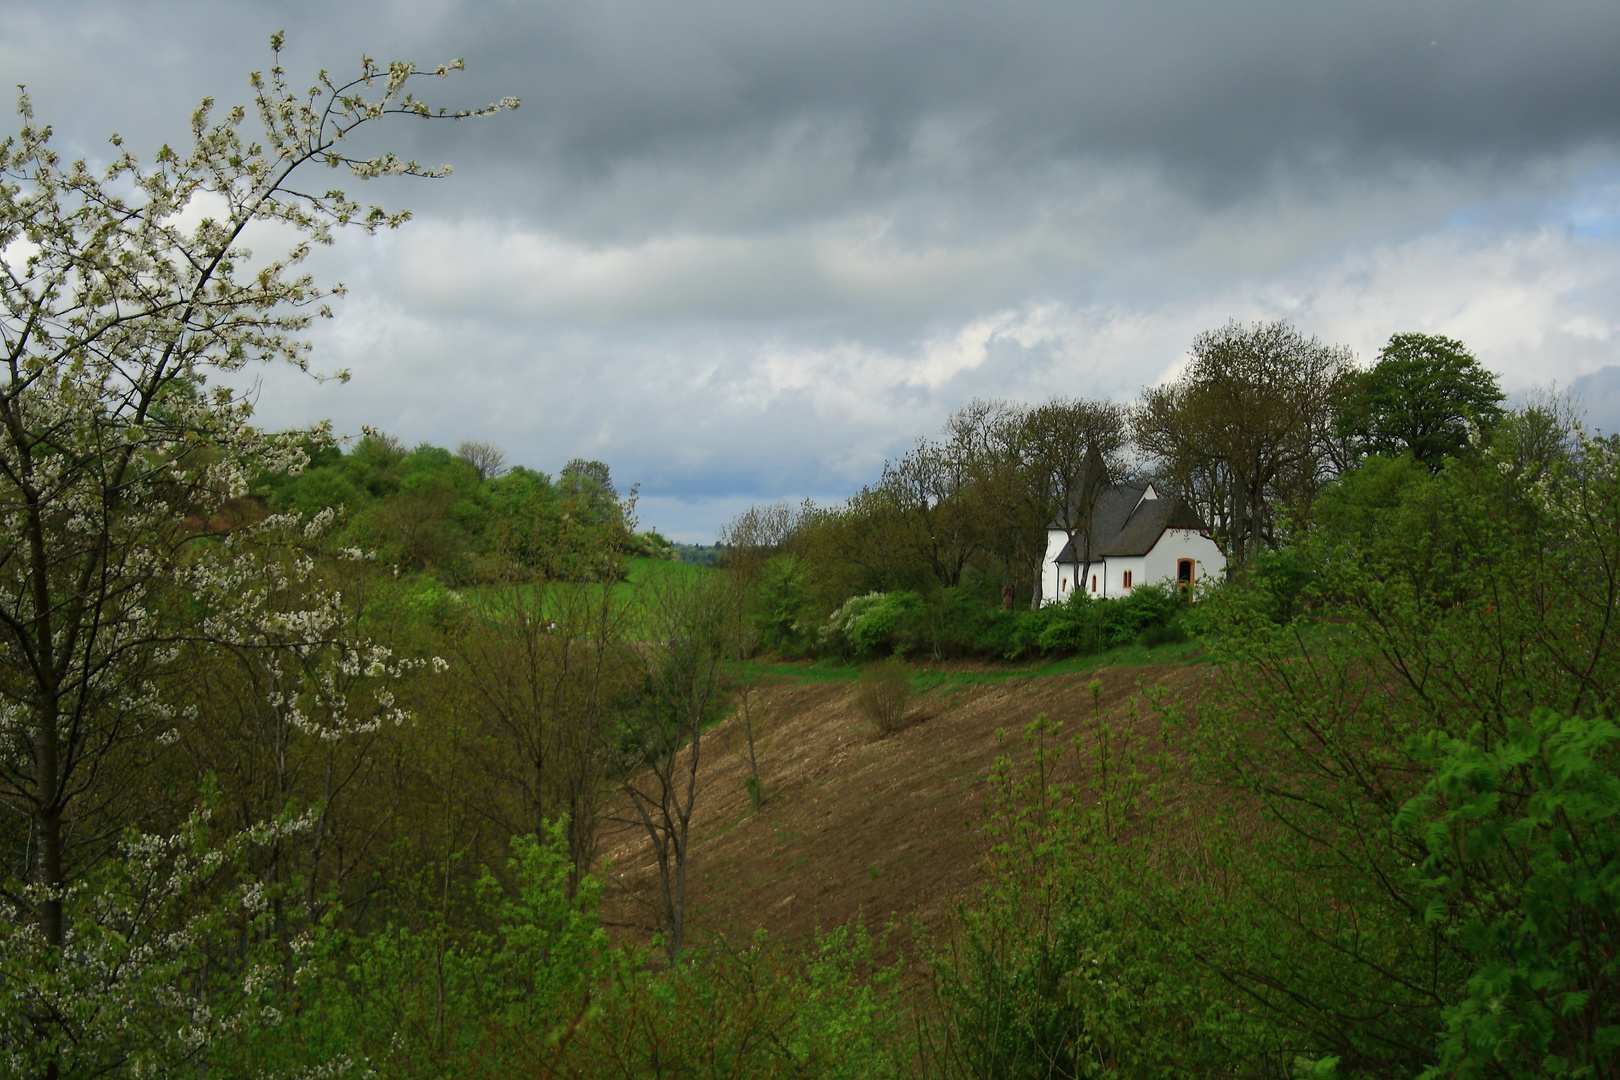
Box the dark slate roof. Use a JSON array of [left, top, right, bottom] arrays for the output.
[[1052, 485, 1210, 563]]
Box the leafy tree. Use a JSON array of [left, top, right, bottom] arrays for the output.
[[561, 457, 616, 495], [452, 579, 634, 893], [0, 38, 511, 1073], [1169, 409, 1620, 1075], [1135, 320, 1355, 570], [754, 553, 814, 654], [615, 568, 737, 962], [1343, 332, 1505, 469], [1025, 397, 1130, 609], [719, 503, 808, 805], [968, 402, 1054, 610]]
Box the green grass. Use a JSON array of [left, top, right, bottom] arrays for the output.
[[452, 555, 714, 637]]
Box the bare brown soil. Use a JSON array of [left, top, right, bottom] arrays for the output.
[[596, 661, 1214, 947]]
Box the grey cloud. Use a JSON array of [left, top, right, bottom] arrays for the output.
[[13, 3, 1620, 222], [412, 2, 1620, 218]]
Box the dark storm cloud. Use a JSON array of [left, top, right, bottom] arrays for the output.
[[14, 2, 1619, 220], [416, 1, 1620, 212]]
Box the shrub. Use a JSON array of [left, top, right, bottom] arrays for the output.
[[854, 658, 912, 735], [820, 591, 920, 657], [1035, 591, 1104, 654], [892, 588, 1005, 659], [1033, 585, 1183, 654], [817, 582, 1188, 663], [1101, 583, 1182, 646]]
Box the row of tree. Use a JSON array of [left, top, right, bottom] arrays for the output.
[[252, 434, 677, 583], [752, 322, 1506, 624]]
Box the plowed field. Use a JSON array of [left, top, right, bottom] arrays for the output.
[[597, 660, 1213, 946]]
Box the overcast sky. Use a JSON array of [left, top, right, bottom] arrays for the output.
[[5, 1, 1619, 539]]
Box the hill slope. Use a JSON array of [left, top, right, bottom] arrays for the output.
[[597, 660, 1212, 944]]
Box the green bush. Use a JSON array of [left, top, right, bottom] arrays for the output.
[[231, 818, 606, 1079], [813, 583, 1189, 662], [1399, 709, 1620, 1080], [1034, 584, 1184, 655], [892, 587, 1009, 659], [819, 590, 921, 657]]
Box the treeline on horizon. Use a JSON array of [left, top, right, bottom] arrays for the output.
[[703, 323, 1529, 662], [6, 49, 1617, 1080], [243, 323, 1528, 666]]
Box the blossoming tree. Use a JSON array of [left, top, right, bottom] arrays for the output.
[[0, 37, 512, 1076]]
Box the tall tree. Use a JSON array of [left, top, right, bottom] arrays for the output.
[[968, 403, 1052, 610], [561, 457, 616, 495], [0, 40, 512, 1074], [1025, 397, 1130, 607], [1135, 321, 1354, 570], [616, 568, 736, 962], [455, 579, 631, 895], [455, 439, 508, 480], [719, 503, 803, 805], [1342, 332, 1506, 469]]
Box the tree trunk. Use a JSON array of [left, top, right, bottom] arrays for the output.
[[34, 704, 64, 949]]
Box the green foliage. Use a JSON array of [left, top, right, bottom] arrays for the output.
[[1035, 584, 1185, 654], [239, 818, 607, 1079], [1170, 420, 1620, 1075], [809, 584, 1189, 662], [1342, 332, 1506, 469], [818, 590, 920, 657], [561, 924, 903, 1080], [1240, 548, 1315, 624], [755, 553, 815, 654], [1400, 709, 1620, 1080], [920, 709, 1242, 1079], [397, 573, 467, 627], [625, 528, 679, 560], [257, 440, 638, 586]]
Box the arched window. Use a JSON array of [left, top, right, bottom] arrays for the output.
[[1177, 559, 1194, 597]]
